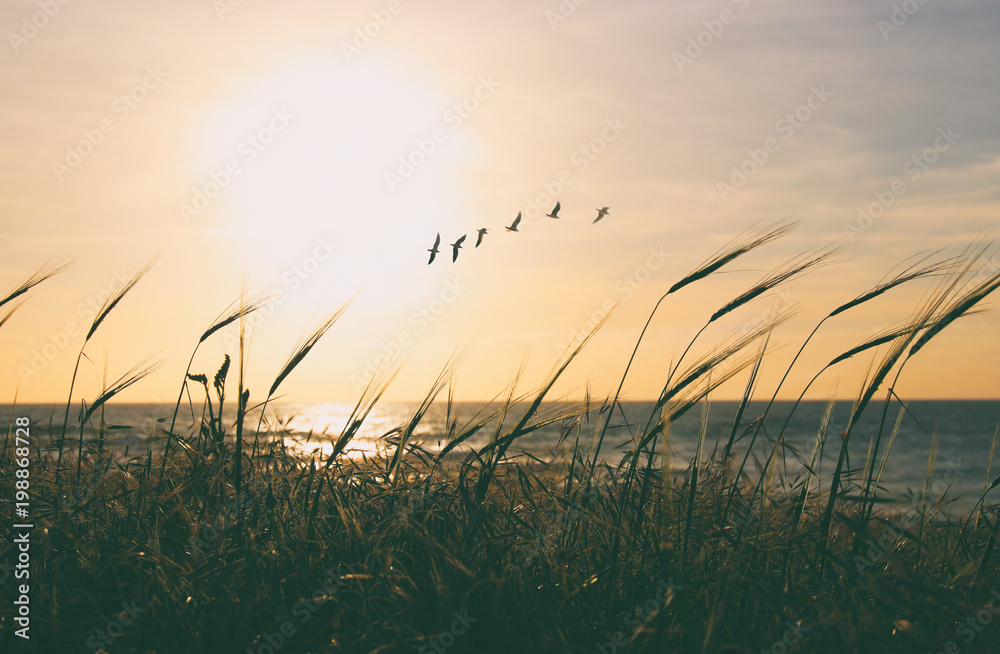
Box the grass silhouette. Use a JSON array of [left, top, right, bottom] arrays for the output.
[[2, 227, 1000, 653]]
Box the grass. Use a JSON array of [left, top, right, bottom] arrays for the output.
[[2, 225, 1000, 653]]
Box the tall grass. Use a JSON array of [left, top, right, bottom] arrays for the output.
[[3, 232, 1000, 653], [0, 257, 71, 311], [57, 257, 158, 471], [163, 292, 269, 472]]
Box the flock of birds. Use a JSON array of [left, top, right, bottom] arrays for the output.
[[427, 202, 612, 264]]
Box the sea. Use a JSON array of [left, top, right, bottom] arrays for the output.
[[5, 400, 999, 510]]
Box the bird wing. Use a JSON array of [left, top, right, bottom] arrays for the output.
[[600, 207, 609, 212], [553, 201, 561, 214], [476, 231, 485, 247], [456, 234, 467, 246], [433, 232, 441, 248], [512, 212, 521, 228], [427, 250, 436, 264]]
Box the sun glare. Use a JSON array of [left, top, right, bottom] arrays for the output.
[[199, 58, 469, 306]]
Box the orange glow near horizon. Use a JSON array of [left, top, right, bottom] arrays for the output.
[[1, 1, 999, 405]]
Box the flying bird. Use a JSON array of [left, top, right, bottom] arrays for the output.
[[593, 207, 610, 223], [427, 233, 441, 265], [505, 212, 522, 232], [451, 234, 467, 262], [545, 201, 562, 219], [475, 228, 488, 247]]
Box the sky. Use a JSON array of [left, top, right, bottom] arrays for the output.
[[1, 0, 999, 406]]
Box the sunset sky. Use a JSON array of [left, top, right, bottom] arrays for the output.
[[2, 0, 998, 405]]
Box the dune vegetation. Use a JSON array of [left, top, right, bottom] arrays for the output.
[[3, 221, 1000, 653]]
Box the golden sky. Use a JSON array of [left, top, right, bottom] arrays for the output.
[[2, 0, 999, 404]]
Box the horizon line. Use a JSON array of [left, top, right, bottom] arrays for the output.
[[4, 397, 1000, 405]]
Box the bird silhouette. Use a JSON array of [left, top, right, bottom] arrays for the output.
[[451, 234, 467, 262], [506, 212, 522, 232], [545, 201, 562, 219], [593, 207, 610, 223], [475, 228, 488, 247], [427, 233, 441, 264]]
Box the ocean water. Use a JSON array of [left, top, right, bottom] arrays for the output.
[[5, 400, 999, 508]]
